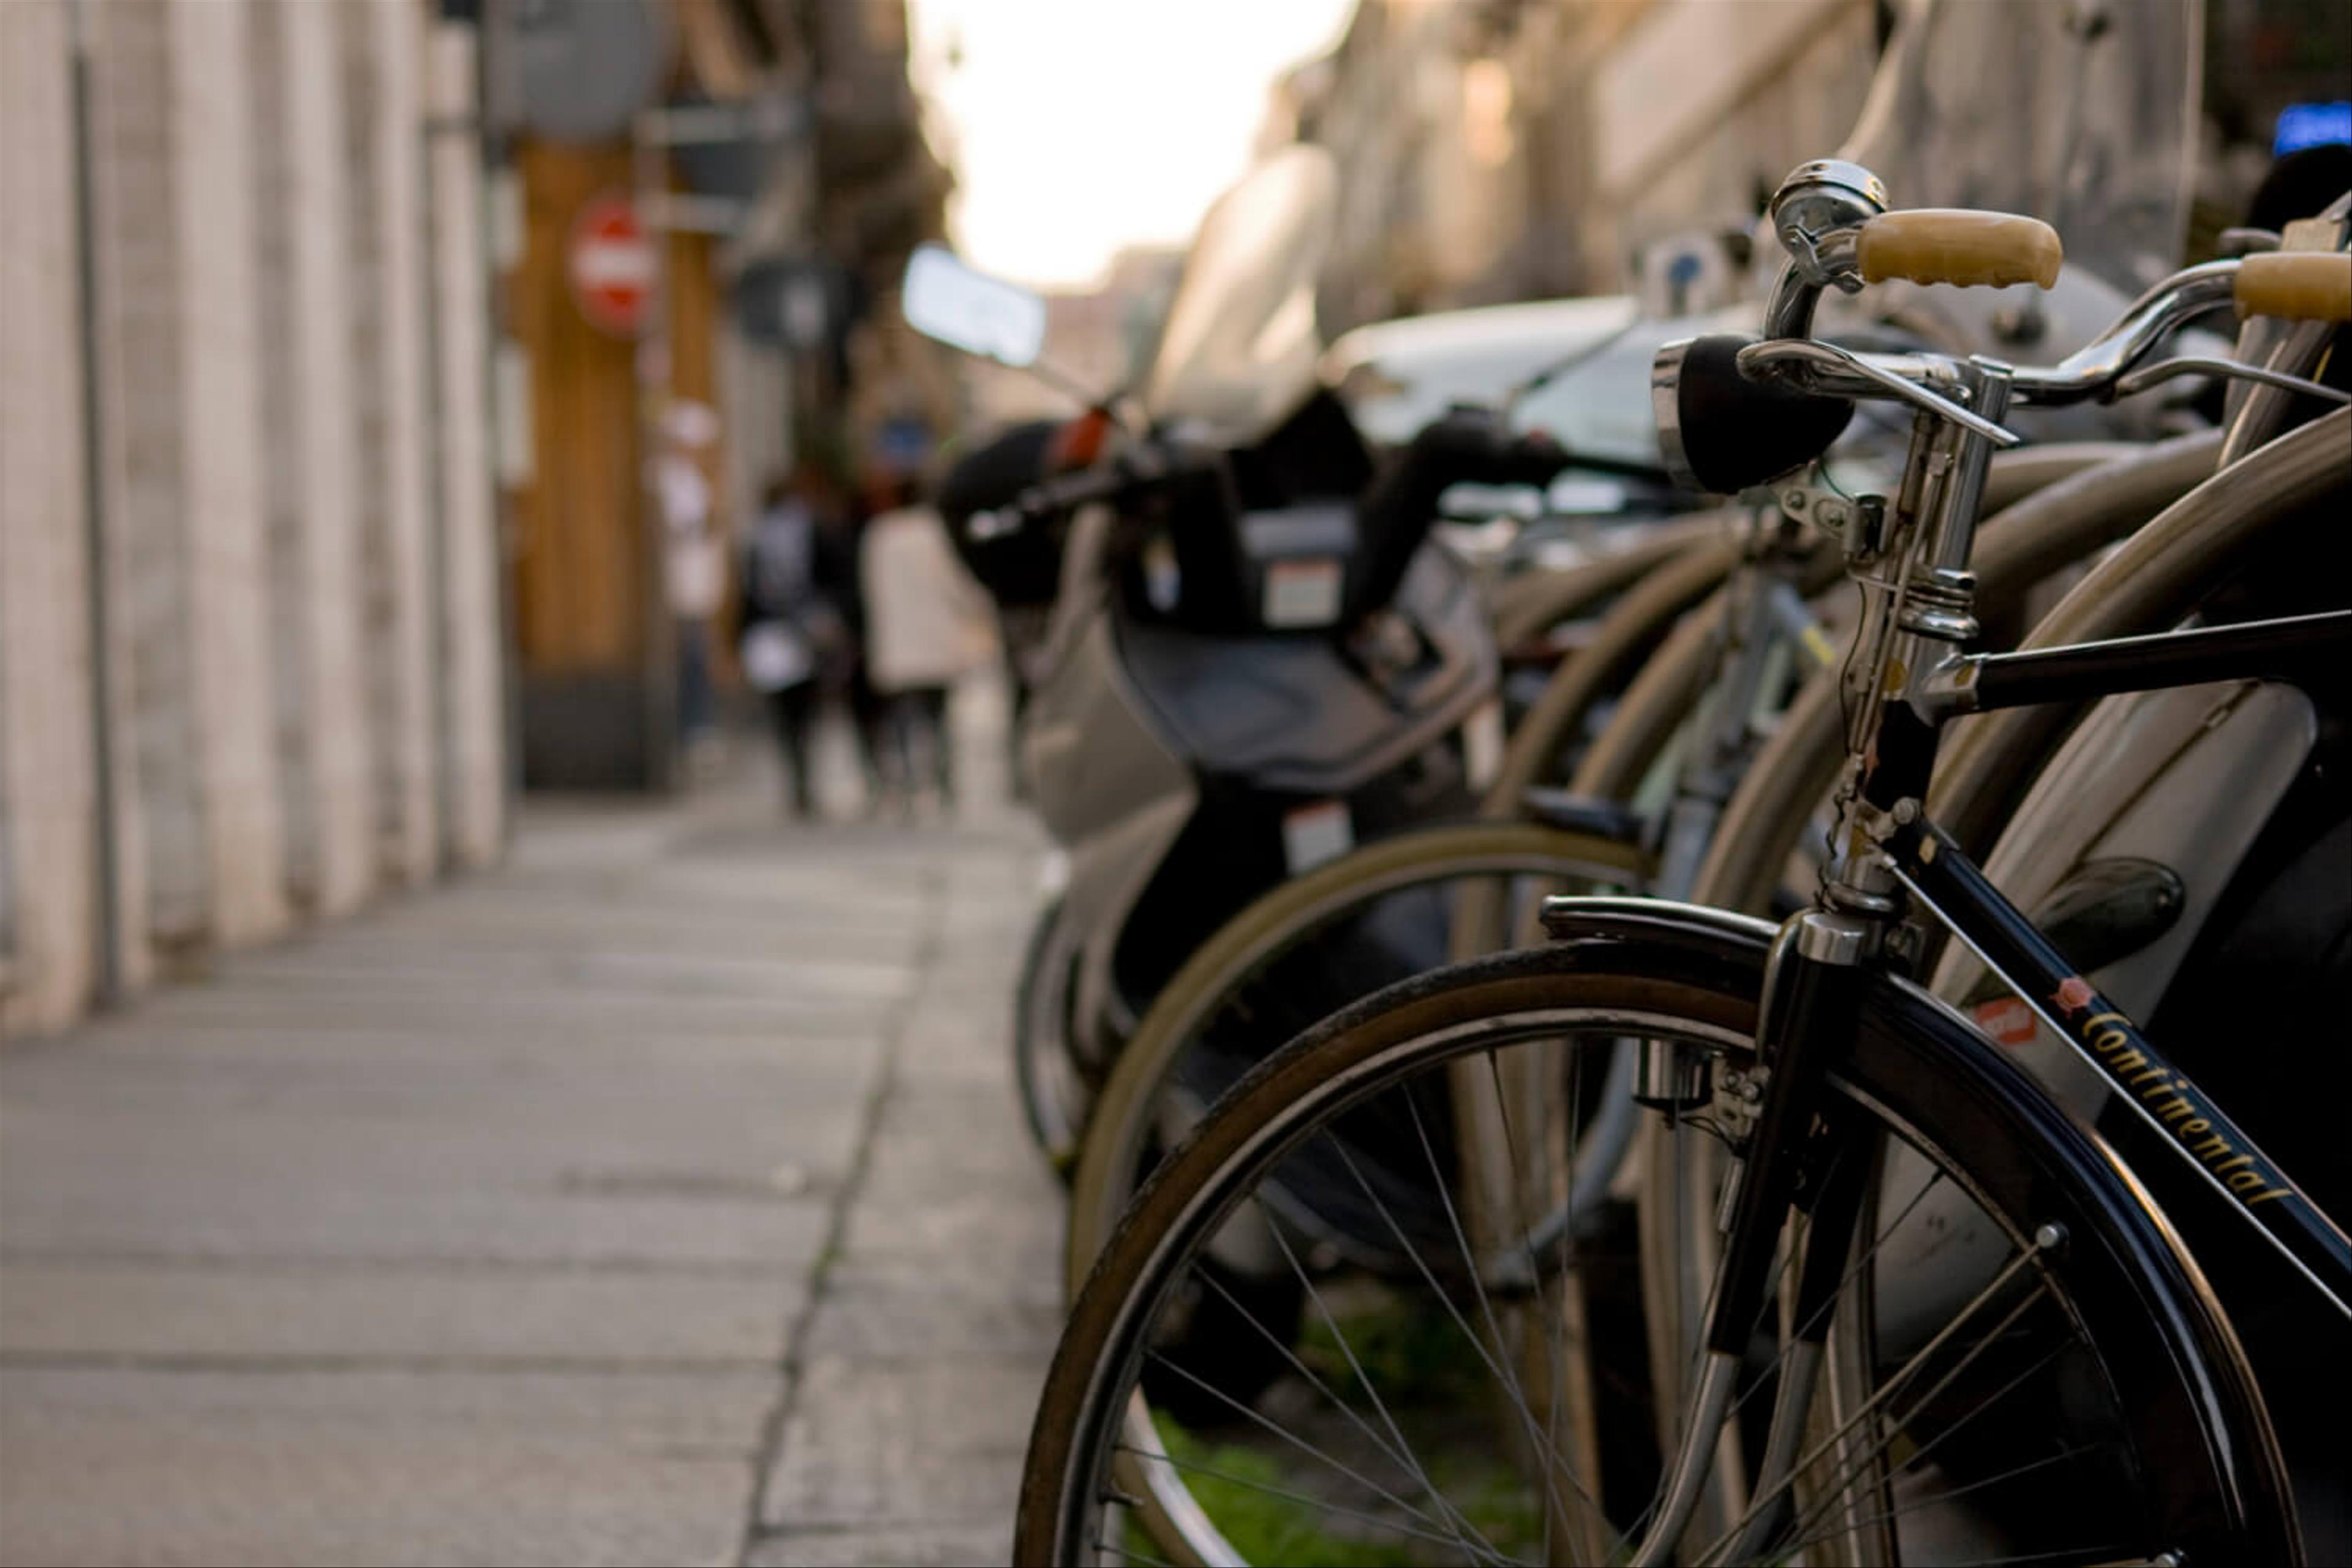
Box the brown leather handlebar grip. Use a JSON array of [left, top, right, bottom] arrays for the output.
[[1855, 209, 2064, 290], [2235, 251, 2352, 323]]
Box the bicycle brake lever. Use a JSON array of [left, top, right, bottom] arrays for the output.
[[2109, 354, 2352, 407], [1736, 339, 2023, 448]]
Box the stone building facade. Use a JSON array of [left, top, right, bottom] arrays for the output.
[[0, 0, 505, 1037], [1286, 0, 2209, 333]]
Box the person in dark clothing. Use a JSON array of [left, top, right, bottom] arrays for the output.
[[739, 467, 858, 818]]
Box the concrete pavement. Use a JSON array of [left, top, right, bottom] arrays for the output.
[[0, 725, 1059, 1566]]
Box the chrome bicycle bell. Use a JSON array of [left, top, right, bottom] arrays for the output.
[[1768, 159, 1890, 289]]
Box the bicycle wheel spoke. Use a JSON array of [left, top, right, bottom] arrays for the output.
[[1952, 1545, 2143, 1566], [1709, 1272, 2053, 1564], [1250, 1220, 1509, 1559], [1772, 1426, 2090, 1558], [1034, 974, 2268, 1567], [1114, 1444, 1523, 1562], [1139, 1348, 1453, 1534], [1768, 1329, 2075, 1557], [1478, 1041, 1615, 1566], [1323, 1118, 1609, 1530], [1499, 1044, 1588, 1562], [1700, 1231, 2054, 1562], [1400, 1088, 1606, 1528], [1713, 1154, 1950, 1445], [1779, 1276, 2056, 1532]]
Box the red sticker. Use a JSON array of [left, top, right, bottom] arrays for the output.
[[1973, 997, 2038, 1049]]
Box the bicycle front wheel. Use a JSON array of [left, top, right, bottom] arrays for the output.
[[1019, 932, 2294, 1566]]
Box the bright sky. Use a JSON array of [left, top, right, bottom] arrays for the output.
[[907, 0, 1357, 289]]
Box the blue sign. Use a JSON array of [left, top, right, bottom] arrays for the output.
[[2275, 102, 2351, 156]]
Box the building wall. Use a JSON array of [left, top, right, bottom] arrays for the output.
[[173, 0, 290, 949], [427, 18, 507, 869], [1302, 0, 1879, 327], [0, 0, 100, 1030], [1300, 0, 2201, 328], [508, 141, 650, 790], [268, 0, 379, 919], [348, 0, 441, 887], [0, 0, 505, 1039]]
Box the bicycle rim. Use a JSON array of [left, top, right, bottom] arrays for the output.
[[1020, 947, 2290, 1566]]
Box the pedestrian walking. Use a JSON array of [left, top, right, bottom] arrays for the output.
[[859, 475, 997, 816], [739, 466, 856, 818]]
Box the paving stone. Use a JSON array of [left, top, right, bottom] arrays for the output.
[[797, 1254, 1061, 1363], [0, 1262, 799, 1365], [0, 1072, 872, 1193], [746, 1523, 1014, 1567], [758, 1357, 1044, 1531], [0, 1363, 775, 1458], [127, 987, 901, 1041], [0, 771, 1050, 1564], [0, 1430, 753, 1567], [0, 1183, 832, 1272]]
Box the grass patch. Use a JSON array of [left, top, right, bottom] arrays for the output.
[[1128, 1415, 1547, 1566], [1297, 1289, 1494, 1408]]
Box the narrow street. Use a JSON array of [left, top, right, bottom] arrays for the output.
[[0, 733, 1057, 1566]]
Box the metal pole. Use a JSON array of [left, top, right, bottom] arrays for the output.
[[69, 0, 124, 1009]]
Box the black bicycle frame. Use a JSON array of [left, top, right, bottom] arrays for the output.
[[1887, 608, 2352, 1314], [1888, 815, 2352, 1316], [1938, 608, 2352, 716]]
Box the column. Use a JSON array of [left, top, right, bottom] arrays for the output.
[[0, 0, 99, 1033], [426, 13, 507, 869]]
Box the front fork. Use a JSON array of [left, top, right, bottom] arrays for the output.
[[1630, 909, 1882, 1566], [1633, 363, 2008, 1564]]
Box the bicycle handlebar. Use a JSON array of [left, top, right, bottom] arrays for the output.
[[972, 407, 1570, 543], [1745, 155, 2345, 431], [1738, 258, 2247, 417], [1854, 209, 2064, 291], [2236, 250, 2352, 323]]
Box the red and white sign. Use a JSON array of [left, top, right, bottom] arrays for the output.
[[568, 192, 655, 337], [1972, 995, 2040, 1049]]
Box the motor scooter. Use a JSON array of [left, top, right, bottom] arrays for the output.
[[905, 148, 1581, 1170]]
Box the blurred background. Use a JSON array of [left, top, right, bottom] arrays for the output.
[[2, 0, 2343, 1039], [0, 4, 2346, 1566]]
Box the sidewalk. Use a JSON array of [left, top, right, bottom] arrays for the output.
[[0, 722, 1058, 1566]]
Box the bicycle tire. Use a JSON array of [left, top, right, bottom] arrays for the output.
[[1063, 820, 1649, 1295], [1020, 923, 2296, 1566], [1488, 512, 1733, 652], [1933, 408, 2346, 854], [1482, 536, 1743, 813], [1014, 895, 1088, 1170]]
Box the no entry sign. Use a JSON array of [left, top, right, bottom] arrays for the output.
[[568, 192, 655, 337]]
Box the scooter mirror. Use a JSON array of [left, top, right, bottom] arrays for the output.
[[902, 244, 1047, 368]]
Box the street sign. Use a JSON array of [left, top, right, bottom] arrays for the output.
[[568, 192, 655, 337]]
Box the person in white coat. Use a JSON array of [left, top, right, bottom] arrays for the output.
[[858, 477, 996, 813]]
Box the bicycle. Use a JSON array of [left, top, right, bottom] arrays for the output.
[[1017, 164, 2351, 1566]]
